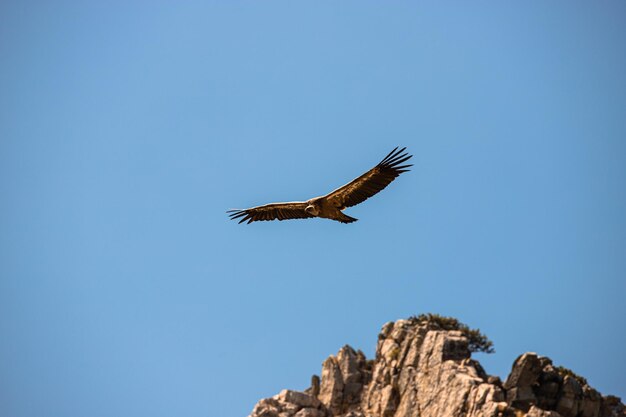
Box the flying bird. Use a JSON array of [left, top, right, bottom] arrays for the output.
[[228, 147, 412, 224]]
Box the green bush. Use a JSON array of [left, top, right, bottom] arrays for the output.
[[555, 365, 588, 387], [408, 313, 495, 354]]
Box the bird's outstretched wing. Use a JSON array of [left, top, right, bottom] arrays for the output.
[[323, 147, 412, 209], [227, 201, 314, 224]]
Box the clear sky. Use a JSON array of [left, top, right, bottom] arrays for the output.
[[1, 2, 625, 417]]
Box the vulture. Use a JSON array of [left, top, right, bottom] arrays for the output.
[[228, 147, 412, 224]]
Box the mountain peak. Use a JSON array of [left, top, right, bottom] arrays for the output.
[[248, 316, 625, 417]]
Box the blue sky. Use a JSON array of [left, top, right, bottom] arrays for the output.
[[1, 2, 625, 417]]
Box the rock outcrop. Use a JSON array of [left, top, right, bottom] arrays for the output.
[[248, 316, 625, 417]]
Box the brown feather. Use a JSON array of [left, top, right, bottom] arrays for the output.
[[323, 147, 412, 209], [227, 201, 314, 224]]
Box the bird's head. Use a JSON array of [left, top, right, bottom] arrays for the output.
[[305, 204, 319, 216]]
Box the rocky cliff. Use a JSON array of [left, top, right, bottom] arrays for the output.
[[248, 315, 625, 417]]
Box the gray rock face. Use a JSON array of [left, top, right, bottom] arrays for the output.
[[502, 352, 622, 417], [360, 322, 507, 417], [247, 318, 625, 417], [318, 345, 372, 415]]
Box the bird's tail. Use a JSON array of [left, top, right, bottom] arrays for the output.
[[336, 212, 358, 224]]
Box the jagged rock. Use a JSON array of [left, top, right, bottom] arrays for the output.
[[247, 317, 625, 417], [603, 396, 626, 417], [502, 353, 624, 417], [413, 330, 506, 417], [319, 355, 344, 413], [555, 376, 583, 417], [293, 409, 326, 417], [362, 321, 506, 417], [305, 375, 320, 397], [318, 345, 371, 415], [525, 405, 561, 417], [276, 390, 322, 409], [250, 397, 282, 417], [505, 353, 543, 388], [249, 390, 326, 417]]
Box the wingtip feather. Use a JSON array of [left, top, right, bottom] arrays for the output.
[[379, 146, 412, 167], [378, 146, 400, 166]]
